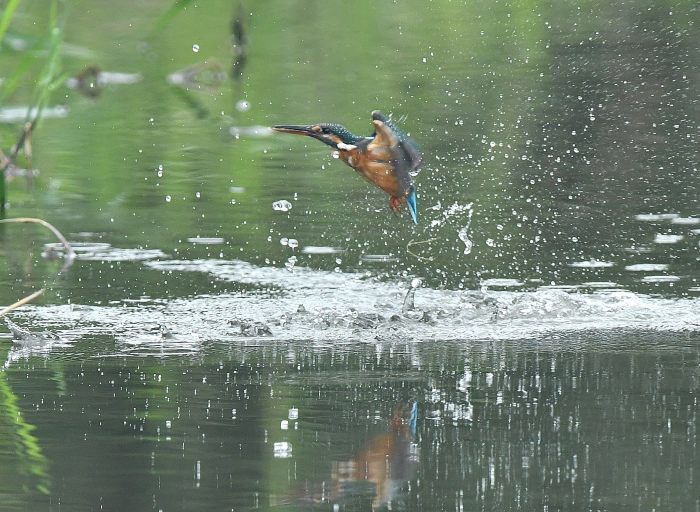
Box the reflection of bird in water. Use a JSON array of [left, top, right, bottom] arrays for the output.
[[332, 402, 418, 510], [273, 111, 422, 224], [277, 402, 419, 510]]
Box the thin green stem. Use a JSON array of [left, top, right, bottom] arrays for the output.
[[0, 0, 21, 43]]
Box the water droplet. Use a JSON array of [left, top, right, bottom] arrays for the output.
[[195, 191, 201, 199], [272, 200, 292, 212], [165, 195, 172, 203], [280, 238, 288, 246], [192, 44, 200, 53], [285, 255, 297, 272], [331, 151, 340, 159], [486, 238, 496, 247], [235, 100, 250, 112], [335, 257, 342, 265], [287, 238, 299, 249], [458, 227, 473, 255]]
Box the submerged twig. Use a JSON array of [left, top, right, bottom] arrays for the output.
[[0, 218, 73, 319], [0, 289, 45, 318], [0, 217, 75, 263], [406, 237, 437, 262], [9, 121, 34, 162]]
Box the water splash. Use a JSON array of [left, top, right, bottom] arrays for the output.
[[402, 278, 422, 313], [285, 256, 297, 272], [272, 200, 293, 212], [458, 207, 474, 255], [429, 201, 473, 229]]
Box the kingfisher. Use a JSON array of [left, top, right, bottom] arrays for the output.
[[272, 110, 421, 224]]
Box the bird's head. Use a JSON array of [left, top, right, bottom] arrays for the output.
[[272, 122, 361, 148]]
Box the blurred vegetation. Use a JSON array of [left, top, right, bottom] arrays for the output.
[[1, 0, 66, 214], [0, 367, 50, 494]]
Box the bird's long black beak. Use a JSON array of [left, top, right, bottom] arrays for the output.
[[272, 124, 323, 141]]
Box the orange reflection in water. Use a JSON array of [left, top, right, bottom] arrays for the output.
[[284, 402, 419, 511]]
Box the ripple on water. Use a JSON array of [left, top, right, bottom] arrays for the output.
[[625, 263, 670, 272], [580, 281, 622, 289], [360, 254, 398, 263], [228, 125, 274, 138], [641, 275, 681, 283], [44, 242, 167, 261], [186, 237, 225, 245], [0, 105, 68, 123], [302, 246, 345, 255], [568, 259, 615, 268], [481, 278, 525, 288], [671, 217, 700, 225], [634, 213, 679, 222], [653, 234, 684, 244]]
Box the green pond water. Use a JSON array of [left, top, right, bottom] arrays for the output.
[[0, 1, 698, 510]]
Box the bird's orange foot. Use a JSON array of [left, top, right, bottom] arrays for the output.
[[389, 196, 402, 214]]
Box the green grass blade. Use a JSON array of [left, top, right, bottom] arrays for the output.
[[152, 0, 196, 34], [0, 0, 21, 43]]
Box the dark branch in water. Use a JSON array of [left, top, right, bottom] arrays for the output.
[[10, 121, 34, 163]]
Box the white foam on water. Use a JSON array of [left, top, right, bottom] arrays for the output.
[[7, 259, 698, 359]]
